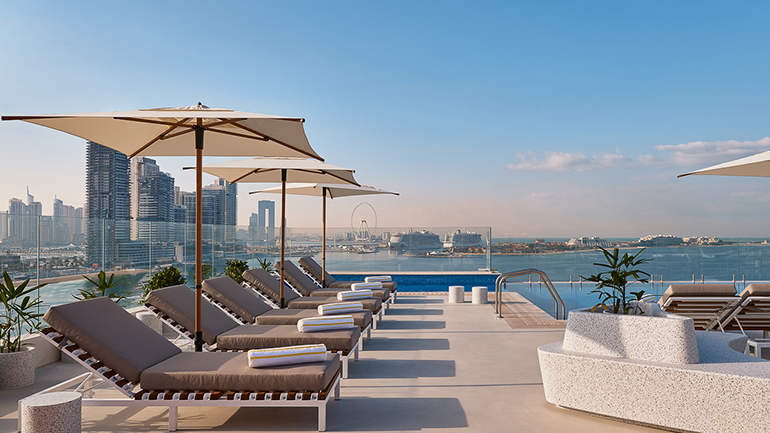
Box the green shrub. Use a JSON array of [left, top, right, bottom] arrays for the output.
[[140, 266, 187, 304], [73, 270, 128, 302], [224, 260, 249, 283]]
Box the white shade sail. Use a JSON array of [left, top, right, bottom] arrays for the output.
[[678, 150, 770, 178]]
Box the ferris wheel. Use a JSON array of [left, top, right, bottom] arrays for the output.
[[350, 202, 378, 240]]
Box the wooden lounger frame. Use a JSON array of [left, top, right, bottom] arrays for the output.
[[660, 296, 740, 330], [26, 327, 341, 432], [707, 295, 770, 355], [142, 303, 360, 379], [202, 290, 373, 341]]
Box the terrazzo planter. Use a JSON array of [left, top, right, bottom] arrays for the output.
[[0, 345, 35, 389], [562, 302, 699, 364]]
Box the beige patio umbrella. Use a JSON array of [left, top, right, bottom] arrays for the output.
[[678, 150, 770, 178], [2, 103, 322, 351], [197, 158, 359, 307], [251, 183, 399, 286]]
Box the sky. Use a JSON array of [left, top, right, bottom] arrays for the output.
[[2, 1, 770, 238]]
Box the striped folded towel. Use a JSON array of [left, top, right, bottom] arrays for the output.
[[365, 275, 392, 282], [318, 301, 364, 315], [351, 281, 382, 291], [248, 344, 327, 368], [337, 289, 374, 301], [297, 315, 355, 332]]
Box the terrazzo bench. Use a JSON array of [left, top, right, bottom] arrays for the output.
[[538, 302, 770, 433]]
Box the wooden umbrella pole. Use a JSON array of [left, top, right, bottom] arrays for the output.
[[322, 187, 327, 287], [194, 124, 203, 352], [279, 169, 287, 308]]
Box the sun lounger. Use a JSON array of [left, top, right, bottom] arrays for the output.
[[144, 285, 360, 378], [242, 268, 383, 325], [34, 297, 341, 431], [658, 284, 738, 330], [282, 260, 391, 306], [298, 256, 398, 300], [202, 276, 373, 339], [706, 284, 770, 356]]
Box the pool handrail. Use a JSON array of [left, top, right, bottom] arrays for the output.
[[495, 269, 565, 320]]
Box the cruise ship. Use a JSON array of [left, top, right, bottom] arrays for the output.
[[443, 230, 483, 248], [388, 230, 443, 251]]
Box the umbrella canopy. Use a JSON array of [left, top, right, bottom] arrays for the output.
[[254, 183, 399, 199], [197, 157, 358, 184], [251, 183, 399, 286], [3, 104, 321, 159], [678, 150, 770, 178], [3, 103, 322, 351], [198, 158, 359, 307]]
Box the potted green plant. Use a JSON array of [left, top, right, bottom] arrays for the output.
[[72, 270, 129, 303], [256, 257, 274, 274], [581, 247, 653, 314], [0, 271, 45, 388]]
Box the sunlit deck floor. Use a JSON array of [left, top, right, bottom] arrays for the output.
[[0, 294, 659, 432]]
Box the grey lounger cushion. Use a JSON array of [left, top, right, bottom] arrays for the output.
[[203, 276, 273, 323], [298, 256, 397, 291], [244, 268, 382, 312], [43, 297, 181, 384], [283, 260, 389, 301], [145, 284, 239, 345], [148, 283, 360, 351], [141, 352, 340, 391], [242, 268, 301, 303], [217, 324, 360, 352], [204, 275, 372, 330], [256, 308, 373, 331]]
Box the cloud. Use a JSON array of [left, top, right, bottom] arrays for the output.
[[508, 151, 633, 172], [655, 137, 770, 166]]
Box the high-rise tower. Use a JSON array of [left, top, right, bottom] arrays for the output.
[[85, 141, 130, 267], [132, 157, 175, 242]]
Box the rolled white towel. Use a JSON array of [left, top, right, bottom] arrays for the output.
[[365, 275, 392, 282], [297, 315, 355, 332], [318, 301, 364, 315], [337, 290, 374, 301], [351, 281, 382, 291], [248, 344, 327, 368]]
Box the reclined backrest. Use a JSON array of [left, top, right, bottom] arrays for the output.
[[43, 297, 181, 384], [658, 284, 736, 307], [202, 276, 273, 323], [299, 256, 336, 284], [281, 260, 320, 296], [242, 268, 300, 303], [743, 284, 770, 297], [723, 284, 770, 331], [145, 284, 239, 345]]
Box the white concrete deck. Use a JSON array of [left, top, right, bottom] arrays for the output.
[[0, 294, 660, 432]]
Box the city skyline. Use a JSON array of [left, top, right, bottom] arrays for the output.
[[2, 2, 770, 237]]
